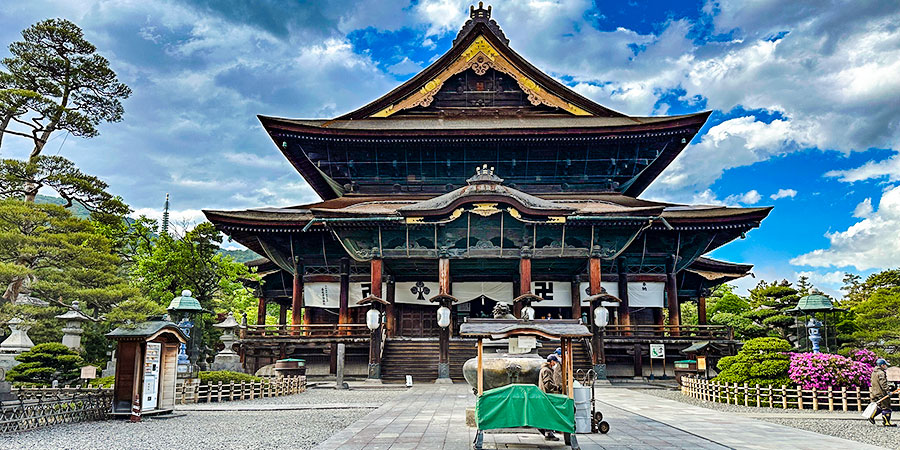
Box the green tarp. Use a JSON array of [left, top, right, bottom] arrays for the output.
[[476, 384, 575, 433]]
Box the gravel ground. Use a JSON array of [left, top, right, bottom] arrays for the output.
[[643, 388, 900, 449], [0, 387, 404, 450]]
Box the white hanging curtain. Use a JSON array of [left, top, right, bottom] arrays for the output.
[[394, 281, 441, 306], [577, 282, 620, 305], [451, 282, 513, 304], [303, 282, 382, 308]]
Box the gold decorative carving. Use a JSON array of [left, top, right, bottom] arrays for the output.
[[548, 216, 566, 224], [368, 33, 591, 118], [406, 217, 424, 224], [470, 203, 501, 217], [448, 208, 464, 221], [506, 207, 522, 219]]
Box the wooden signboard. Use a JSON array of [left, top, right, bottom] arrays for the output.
[[80, 365, 97, 380]]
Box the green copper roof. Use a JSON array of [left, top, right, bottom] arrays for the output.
[[167, 290, 203, 312], [107, 320, 187, 341], [786, 294, 846, 314]]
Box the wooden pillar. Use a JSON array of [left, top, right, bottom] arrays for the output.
[[339, 258, 350, 328], [385, 276, 396, 337], [617, 258, 631, 328], [698, 292, 708, 326], [666, 256, 680, 334], [368, 259, 384, 378], [291, 258, 304, 327], [633, 343, 643, 378], [438, 258, 451, 379], [516, 256, 531, 318], [130, 342, 144, 422], [570, 279, 581, 321], [588, 256, 603, 366], [278, 303, 287, 326], [256, 297, 266, 325]]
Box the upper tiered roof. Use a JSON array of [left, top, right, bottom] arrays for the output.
[[258, 3, 712, 199]]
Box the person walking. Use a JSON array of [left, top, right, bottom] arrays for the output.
[[538, 354, 562, 441], [552, 347, 563, 390], [869, 358, 895, 427]]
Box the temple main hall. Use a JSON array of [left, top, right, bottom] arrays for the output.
[[203, 4, 770, 382]]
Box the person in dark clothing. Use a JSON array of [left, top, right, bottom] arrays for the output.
[[538, 354, 561, 441], [869, 358, 895, 426]]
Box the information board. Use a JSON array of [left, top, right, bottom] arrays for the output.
[[650, 343, 665, 359]]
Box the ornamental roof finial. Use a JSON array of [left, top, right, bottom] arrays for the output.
[[467, 163, 503, 185], [470, 2, 491, 20]]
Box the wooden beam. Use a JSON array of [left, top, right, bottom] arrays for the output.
[[570, 280, 581, 321], [438, 257, 450, 369], [278, 303, 287, 326], [369, 258, 384, 369], [589, 257, 602, 365]]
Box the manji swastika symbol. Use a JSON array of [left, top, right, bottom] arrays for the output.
[[534, 282, 554, 300]]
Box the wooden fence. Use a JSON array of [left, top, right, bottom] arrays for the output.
[[681, 376, 900, 411], [0, 387, 112, 433], [174, 376, 306, 404]]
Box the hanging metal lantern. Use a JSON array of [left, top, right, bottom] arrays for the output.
[[522, 306, 535, 321], [366, 308, 382, 331], [437, 306, 451, 328], [593, 306, 609, 328]]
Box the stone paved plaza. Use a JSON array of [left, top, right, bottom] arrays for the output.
[[0, 383, 889, 449]]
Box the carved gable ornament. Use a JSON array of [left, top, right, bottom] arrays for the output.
[[371, 35, 591, 118]]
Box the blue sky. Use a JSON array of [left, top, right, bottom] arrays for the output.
[[2, 0, 899, 298]]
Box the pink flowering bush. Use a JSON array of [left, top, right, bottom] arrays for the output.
[[850, 348, 878, 368], [788, 352, 872, 390]]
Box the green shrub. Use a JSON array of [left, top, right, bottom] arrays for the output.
[[198, 370, 265, 385], [710, 312, 767, 339], [714, 337, 792, 386], [6, 343, 83, 385], [92, 375, 115, 387]]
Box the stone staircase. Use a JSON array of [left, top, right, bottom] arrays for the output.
[[381, 339, 478, 383]]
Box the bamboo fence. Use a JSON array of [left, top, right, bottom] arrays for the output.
[[174, 376, 306, 404], [681, 376, 900, 411]]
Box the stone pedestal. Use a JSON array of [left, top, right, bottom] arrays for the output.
[[211, 313, 243, 372]]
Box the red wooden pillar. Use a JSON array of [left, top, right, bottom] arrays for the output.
[[588, 256, 604, 367], [698, 287, 709, 326], [256, 297, 266, 325], [570, 279, 581, 321], [516, 256, 532, 318], [278, 303, 287, 326], [291, 258, 304, 327], [368, 259, 384, 379], [666, 256, 681, 335], [385, 277, 396, 337], [437, 257, 451, 381], [339, 258, 350, 330]]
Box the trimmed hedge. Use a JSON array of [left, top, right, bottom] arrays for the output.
[[92, 375, 115, 387], [198, 370, 265, 385]]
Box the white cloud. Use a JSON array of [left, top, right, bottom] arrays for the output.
[[825, 151, 900, 183], [769, 189, 797, 200], [853, 198, 873, 218], [386, 57, 423, 75], [791, 184, 900, 271], [132, 207, 207, 226], [647, 116, 809, 198]]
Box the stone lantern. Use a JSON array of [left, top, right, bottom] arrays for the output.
[[0, 318, 35, 372], [211, 313, 242, 372], [55, 301, 92, 351]]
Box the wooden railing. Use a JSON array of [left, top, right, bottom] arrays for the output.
[[242, 323, 370, 338], [681, 376, 899, 411], [175, 376, 306, 404], [0, 387, 112, 433], [603, 324, 733, 340]]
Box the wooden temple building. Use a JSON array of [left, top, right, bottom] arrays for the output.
[[203, 4, 770, 382]]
